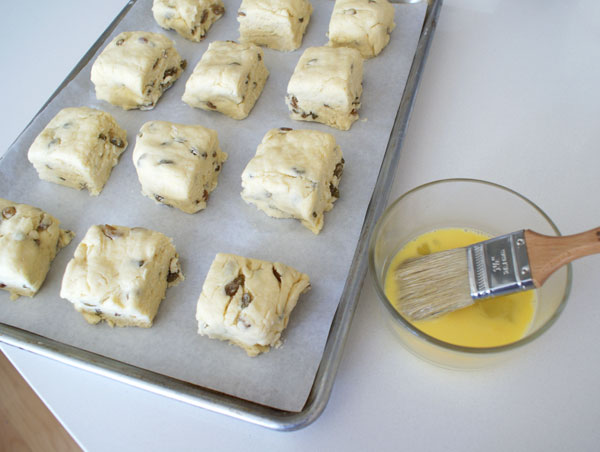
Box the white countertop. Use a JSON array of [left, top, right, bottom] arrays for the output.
[[2, 1, 599, 450]]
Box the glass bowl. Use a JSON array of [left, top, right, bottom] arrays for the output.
[[368, 179, 571, 368]]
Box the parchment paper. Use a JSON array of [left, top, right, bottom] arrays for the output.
[[0, 0, 427, 412]]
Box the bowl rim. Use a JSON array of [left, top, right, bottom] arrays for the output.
[[368, 177, 572, 355]]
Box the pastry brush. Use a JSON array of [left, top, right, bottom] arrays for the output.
[[395, 227, 600, 321]]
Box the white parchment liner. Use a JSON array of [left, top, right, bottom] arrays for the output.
[[0, 0, 427, 411]]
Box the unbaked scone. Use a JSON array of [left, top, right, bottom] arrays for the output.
[[27, 107, 127, 195], [241, 128, 344, 234], [328, 0, 396, 58], [60, 225, 184, 328], [286, 46, 363, 130], [237, 0, 313, 51], [152, 0, 225, 42], [91, 31, 186, 110], [182, 40, 269, 120], [0, 198, 73, 300], [132, 120, 227, 213], [196, 253, 311, 356]]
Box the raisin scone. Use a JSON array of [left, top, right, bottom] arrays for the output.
[[132, 121, 227, 213], [91, 31, 186, 110], [152, 0, 225, 42], [237, 0, 313, 51], [286, 46, 363, 131], [241, 128, 344, 234], [28, 107, 127, 195], [0, 198, 73, 300], [196, 253, 311, 356], [60, 225, 183, 328], [182, 40, 269, 120], [327, 0, 396, 58]]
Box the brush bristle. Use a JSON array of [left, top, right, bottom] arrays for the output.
[[394, 248, 474, 321]]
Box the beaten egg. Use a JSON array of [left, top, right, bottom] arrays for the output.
[[384, 228, 536, 348]]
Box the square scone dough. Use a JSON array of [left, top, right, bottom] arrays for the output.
[[27, 107, 127, 196], [196, 253, 311, 357], [237, 0, 313, 51], [60, 225, 184, 328], [132, 121, 227, 213], [286, 46, 363, 131], [152, 0, 225, 42], [0, 198, 74, 300], [328, 0, 396, 58], [91, 31, 186, 110], [241, 128, 344, 234], [182, 40, 269, 120]]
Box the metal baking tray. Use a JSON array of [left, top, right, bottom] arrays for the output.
[[0, 0, 441, 430]]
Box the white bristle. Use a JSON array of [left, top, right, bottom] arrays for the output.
[[394, 248, 474, 321]]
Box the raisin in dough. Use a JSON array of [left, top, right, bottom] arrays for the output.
[[237, 0, 313, 51], [132, 121, 227, 213], [182, 40, 269, 120], [241, 128, 344, 234], [60, 225, 183, 328], [153, 0, 225, 42], [91, 31, 186, 110], [196, 253, 310, 356], [286, 46, 363, 131], [0, 199, 73, 300], [27, 107, 127, 196], [328, 0, 396, 58]]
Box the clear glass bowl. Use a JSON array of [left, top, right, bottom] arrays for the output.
[[368, 179, 571, 368]]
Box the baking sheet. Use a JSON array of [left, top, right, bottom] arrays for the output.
[[0, 0, 427, 412]]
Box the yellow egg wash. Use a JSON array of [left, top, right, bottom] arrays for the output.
[[384, 228, 536, 348]]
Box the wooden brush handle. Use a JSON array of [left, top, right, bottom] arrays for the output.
[[524, 227, 600, 287]]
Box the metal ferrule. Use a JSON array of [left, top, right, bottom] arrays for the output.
[[467, 230, 535, 300]]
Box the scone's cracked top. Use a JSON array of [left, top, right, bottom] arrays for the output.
[[182, 40, 269, 120], [91, 31, 186, 110], [195, 253, 311, 356], [241, 128, 344, 234], [153, 0, 225, 42], [60, 224, 183, 328], [286, 46, 363, 131], [237, 0, 314, 51], [328, 0, 396, 58], [27, 107, 128, 196], [0, 198, 74, 300], [133, 120, 228, 214]]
